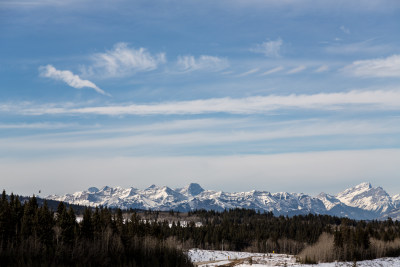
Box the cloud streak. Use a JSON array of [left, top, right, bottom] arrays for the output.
[[315, 65, 329, 73], [5, 90, 400, 116], [0, 122, 78, 130], [287, 65, 306, 74], [39, 65, 110, 96], [261, 66, 284, 76], [237, 68, 259, 77], [2, 117, 400, 152], [342, 54, 400, 78]]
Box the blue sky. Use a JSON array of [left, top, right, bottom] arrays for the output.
[[1, 0, 400, 196]]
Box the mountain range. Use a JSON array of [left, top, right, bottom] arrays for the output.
[[46, 182, 400, 220]]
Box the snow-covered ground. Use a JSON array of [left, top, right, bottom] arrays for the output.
[[188, 249, 400, 266], [188, 249, 296, 266]]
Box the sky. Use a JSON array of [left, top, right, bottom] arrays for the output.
[[1, 0, 400, 197]]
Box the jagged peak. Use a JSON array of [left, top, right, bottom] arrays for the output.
[[161, 186, 174, 193], [337, 182, 373, 197], [146, 184, 158, 190], [87, 187, 99, 193], [355, 182, 372, 189]]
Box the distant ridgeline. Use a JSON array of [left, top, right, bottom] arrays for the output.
[[4, 193, 139, 214], [8, 193, 88, 214], [47, 182, 400, 221], [1, 189, 400, 265]]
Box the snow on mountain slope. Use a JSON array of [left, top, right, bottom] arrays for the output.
[[178, 183, 205, 197], [336, 182, 394, 213], [46, 182, 399, 220], [316, 192, 342, 210], [392, 194, 400, 208]]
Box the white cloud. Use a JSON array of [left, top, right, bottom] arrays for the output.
[[342, 54, 400, 77], [39, 65, 110, 96], [251, 38, 283, 57], [237, 68, 259, 77], [287, 65, 306, 74], [261, 66, 284, 76], [88, 42, 166, 77], [315, 65, 329, 73], [7, 89, 400, 116], [340, 25, 350, 34], [176, 55, 229, 72]]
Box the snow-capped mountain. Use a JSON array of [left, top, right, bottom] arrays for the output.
[[336, 182, 394, 213], [46, 182, 400, 220]]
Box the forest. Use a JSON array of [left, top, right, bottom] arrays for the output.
[[0, 191, 192, 266], [1, 190, 400, 266]]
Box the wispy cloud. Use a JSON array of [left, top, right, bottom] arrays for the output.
[[39, 65, 110, 96], [222, 71, 234, 75], [250, 38, 283, 57], [342, 54, 400, 77], [5, 90, 400, 116], [1, 118, 400, 157], [261, 66, 284, 76], [0, 122, 78, 130], [340, 25, 350, 34], [287, 65, 306, 74], [176, 55, 229, 72], [86, 42, 166, 78], [315, 65, 329, 73], [0, 0, 71, 7], [237, 68, 259, 77]]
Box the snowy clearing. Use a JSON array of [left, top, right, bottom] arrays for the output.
[[188, 249, 400, 266], [188, 249, 296, 266]]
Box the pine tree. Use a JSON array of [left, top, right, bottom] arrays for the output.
[[80, 207, 93, 240], [36, 201, 54, 248], [21, 195, 38, 240]]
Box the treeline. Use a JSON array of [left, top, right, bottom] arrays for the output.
[[0, 191, 192, 266]]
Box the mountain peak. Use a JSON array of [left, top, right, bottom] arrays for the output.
[[146, 184, 158, 190], [182, 183, 204, 196], [336, 182, 372, 198], [356, 182, 372, 189], [337, 182, 393, 213], [87, 187, 99, 193]]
